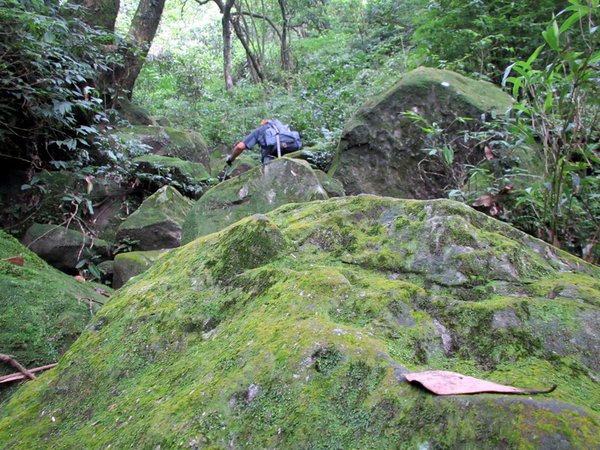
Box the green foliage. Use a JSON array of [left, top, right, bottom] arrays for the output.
[[501, 0, 599, 262], [412, 0, 567, 80], [0, 0, 116, 168]]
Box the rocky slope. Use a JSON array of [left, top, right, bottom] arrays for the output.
[[0, 231, 109, 402], [0, 196, 598, 448]]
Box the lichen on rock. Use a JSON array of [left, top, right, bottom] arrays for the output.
[[0, 196, 598, 448]]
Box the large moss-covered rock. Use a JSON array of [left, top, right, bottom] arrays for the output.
[[330, 67, 513, 199], [116, 126, 211, 167], [182, 157, 329, 243], [0, 231, 108, 401], [133, 154, 211, 186], [1, 197, 598, 448], [314, 169, 345, 197], [22, 224, 111, 272], [112, 249, 171, 289], [116, 186, 193, 251]]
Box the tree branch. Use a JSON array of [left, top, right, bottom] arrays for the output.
[[0, 353, 36, 380], [232, 11, 282, 41]]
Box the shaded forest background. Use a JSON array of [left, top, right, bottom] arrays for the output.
[[0, 0, 598, 263]]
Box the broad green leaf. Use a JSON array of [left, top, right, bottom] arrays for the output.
[[542, 20, 560, 51], [511, 77, 522, 98], [43, 31, 55, 43], [559, 8, 588, 33], [544, 91, 554, 112], [526, 45, 545, 66], [441, 146, 454, 165]]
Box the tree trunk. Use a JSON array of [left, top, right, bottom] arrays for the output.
[[277, 0, 292, 71], [231, 16, 265, 83], [70, 0, 120, 31], [222, 1, 235, 90], [116, 0, 167, 98]]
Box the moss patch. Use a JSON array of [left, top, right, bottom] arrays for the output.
[[0, 231, 109, 403], [0, 197, 598, 448]]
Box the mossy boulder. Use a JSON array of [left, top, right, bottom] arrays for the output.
[[116, 186, 194, 251], [116, 126, 211, 167], [112, 249, 171, 289], [330, 67, 513, 199], [208, 147, 261, 179], [115, 97, 155, 126], [182, 157, 329, 243], [22, 224, 111, 272], [133, 154, 211, 186], [1, 196, 598, 448], [0, 231, 108, 401], [314, 169, 345, 197]]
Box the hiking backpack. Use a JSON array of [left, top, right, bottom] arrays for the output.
[[264, 120, 303, 157]]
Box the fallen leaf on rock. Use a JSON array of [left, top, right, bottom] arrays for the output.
[[4, 256, 25, 266], [405, 370, 556, 396]]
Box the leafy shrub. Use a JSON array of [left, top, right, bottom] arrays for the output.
[[0, 0, 117, 170]]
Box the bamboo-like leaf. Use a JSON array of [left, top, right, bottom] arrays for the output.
[[542, 20, 560, 51], [526, 45, 545, 66], [544, 91, 554, 112]]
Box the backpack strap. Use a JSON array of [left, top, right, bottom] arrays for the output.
[[269, 121, 282, 158]]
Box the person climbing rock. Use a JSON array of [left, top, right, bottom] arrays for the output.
[[226, 119, 302, 165]]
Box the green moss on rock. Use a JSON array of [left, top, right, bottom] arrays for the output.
[[330, 67, 514, 199], [116, 185, 194, 251], [182, 157, 329, 243], [0, 197, 598, 448], [133, 155, 211, 183], [0, 231, 109, 402], [112, 249, 171, 289]]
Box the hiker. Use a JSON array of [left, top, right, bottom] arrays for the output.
[[226, 119, 302, 166]]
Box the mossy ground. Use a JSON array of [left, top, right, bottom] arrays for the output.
[[0, 231, 109, 404], [0, 197, 598, 448]]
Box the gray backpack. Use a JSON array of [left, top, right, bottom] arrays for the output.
[[264, 120, 303, 157]]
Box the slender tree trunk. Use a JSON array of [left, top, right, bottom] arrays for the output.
[[222, 1, 235, 90], [231, 15, 265, 82], [277, 0, 292, 71], [114, 0, 167, 98]]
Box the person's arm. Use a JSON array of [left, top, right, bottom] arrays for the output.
[[227, 141, 247, 165]]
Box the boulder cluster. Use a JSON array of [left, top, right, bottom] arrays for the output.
[[1, 68, 598, 448]]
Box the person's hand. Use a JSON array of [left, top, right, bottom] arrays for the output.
[[226, 155, 233, 166]]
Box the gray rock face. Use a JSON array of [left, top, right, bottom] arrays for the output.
[[23, 223, 110, 272], [182, 157, 329, 243], [116, 186, 194, 251], [329, 67, 513, 199]]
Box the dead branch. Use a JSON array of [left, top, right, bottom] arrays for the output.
[[0, 363, 57, 384], [0, 353, 36, 380]]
